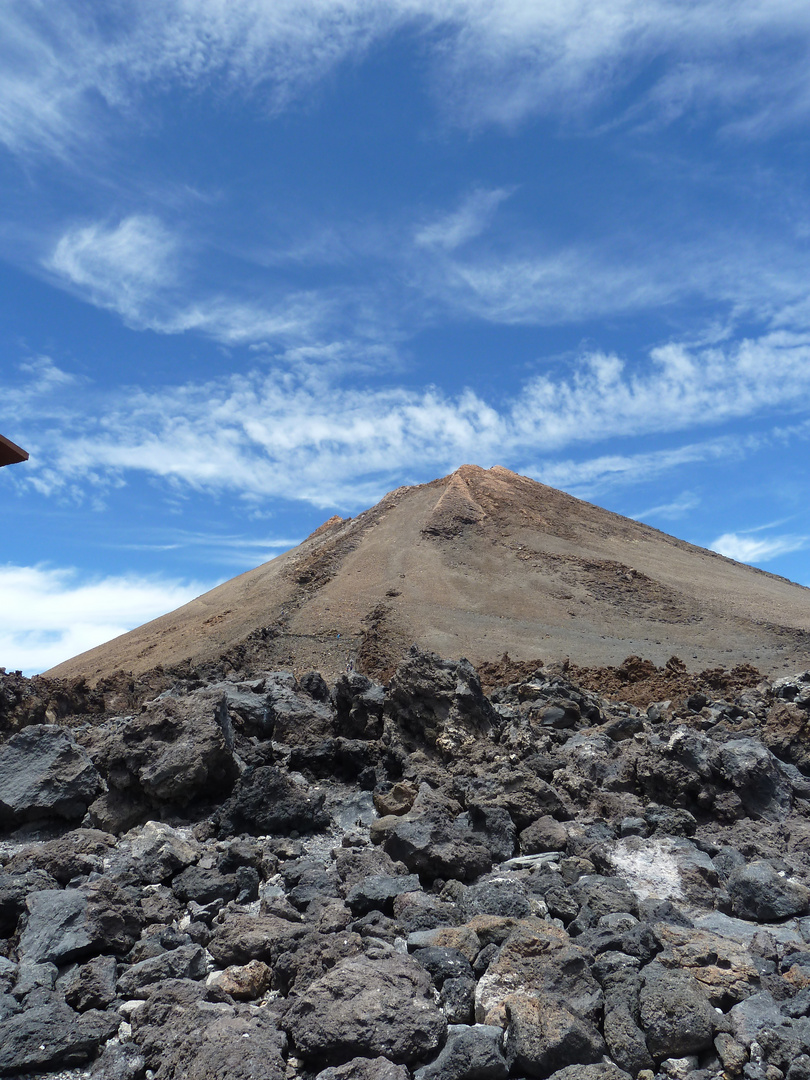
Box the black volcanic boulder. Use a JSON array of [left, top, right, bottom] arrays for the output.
[[117, 944, 208, 999], [711, 738, 793, 821], [638, 963, 716, 1059], [0, 725, 100, 825], [383, 805, 493, 883], [130, 979, 287, 1080], [0, 1003, 119, 1075], [0, 868, 58, 935], [61, 954, 119, 1012], [333, 672, 386, 739], [385, 648, 498, 754], [214, 765, 329, 836], [727, 860, 810, 921], [3, 827, 116, 885], [503, 992, 607, 1077], [18, 877, 141, 966], [207, 912, 307, 968], [346, 874, 421, 916], [263, 672, 336, 747], [80, 687, 238, 808], [414, 1024, 508, 1080], [283, 953, 447, 1066], [316, 1060, 409, 1080]]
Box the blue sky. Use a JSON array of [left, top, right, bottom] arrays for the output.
[[3, 1, 810, 675]]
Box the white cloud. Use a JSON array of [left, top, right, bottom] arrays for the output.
[[630, 494, 701, 522], [47, 216, 179, 323], [116, 530, 304, 568], [432, 250, 675, 325], [415, 187, 512, 251], [45, 216, 338, 343], [710, 532, 810, 564], [526, 440, 743, 496], [0, 564, 210, 675], [12, 323, 810, 509], [419, 224, 810, 329], [515, 335, 810, 445], [4, 1, 810, 160], [38, 206, 810, 355]]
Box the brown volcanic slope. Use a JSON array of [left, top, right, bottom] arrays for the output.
[[47, 464, 810, 684]]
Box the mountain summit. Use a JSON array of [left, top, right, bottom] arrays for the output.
[[47, 465, 810, 683]]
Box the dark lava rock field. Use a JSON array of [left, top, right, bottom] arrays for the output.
[[1, 648, 810, 1080]]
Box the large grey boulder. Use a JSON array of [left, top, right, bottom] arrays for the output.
[[117, 944, 208, 998], [215, 765, 329, 836], [4, 827, 115, 884], [283, 953, 447, 1066], [131, 978, 287, 1080], [0, 867, 57, 935], [0, 725, 100, 824], [414, 1023, 508, 1080], [712, 738, 793, 821], [207, 912, 307, 968], [264, 673, 336, 746], [90, 1041, 147, 1079], [727, 860, 810, 922], [603, 1004, 655, 1076], [456, 804, 517, 863], [60, 954, 119, 1011], [119, 820, 200, 883], [729, 990, 786, 1047], [18, 878, 141, 965], [546, 1066, 632, 1080], [316, 1059, 409, 1080], [503, 992, 606, 1077], [333, 672, 386, 739], [595, 950, 654, 1076], [385, 648, 497, 755], [346, 873, 421, 915], [384, 812, 493, 882], [475, 922, 602, 1027], [639, 963, 716, 1059], [454, 767, 565, 830], [82, 687, 238, 809], [0, 1002, 119, 1075]]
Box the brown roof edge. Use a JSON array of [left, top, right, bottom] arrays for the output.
[[0, 433, 29, 467]]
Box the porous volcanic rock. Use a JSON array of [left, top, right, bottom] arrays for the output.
[[0, 725, 100, 824], [1, 653, 810, 1080], [283, 953, 447, 1065]]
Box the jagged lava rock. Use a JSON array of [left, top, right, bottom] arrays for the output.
[[2, 650, 810, 1080], [130, 979, 288, 1079], [0, 1003, 119, 1075], [0, 725, 100, 824], [283, 953, 447, 1065], [727, 859, 810, 921], [385, 648, 498, 754], [19, 878, 141, 965]]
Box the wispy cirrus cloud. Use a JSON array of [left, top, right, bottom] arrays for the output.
[[711, 532, 810, 564], [4, 1, 810, 161], [529, 441, 743, 499], [11, 324, 810, 509], [47, 215, 179, 323], [43, 215, 340, 345], [629, 494, 701, 523], [114, 530, 304, 568], [414, 187, 513, 252], [0, 564, 210, 675]]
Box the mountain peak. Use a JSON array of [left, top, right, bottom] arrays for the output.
[[46, 467, 810, 684]]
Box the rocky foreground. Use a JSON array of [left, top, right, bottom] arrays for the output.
[[1, 650, 810, 1080]]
